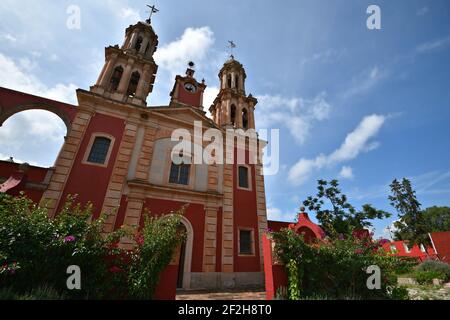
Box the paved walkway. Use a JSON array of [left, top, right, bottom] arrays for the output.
[[176, 289, 266, 300]]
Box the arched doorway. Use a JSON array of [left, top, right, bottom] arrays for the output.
[[177, 216, 193, 289]]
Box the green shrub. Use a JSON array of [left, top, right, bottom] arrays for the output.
[[415, 270, 446, 285], [0, 193, 184, 300], [127, 212, 186, 299], [271, 228, 410, 300], [416, 260, 450, 280], [0, 193, 128, 299]]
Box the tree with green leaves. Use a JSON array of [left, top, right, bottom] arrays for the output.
[[303, 179, 391, 238], [389, 178, 450, 246]]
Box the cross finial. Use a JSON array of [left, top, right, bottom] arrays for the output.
[[145, 4, 159, 24], [227, 40, 236, 58]]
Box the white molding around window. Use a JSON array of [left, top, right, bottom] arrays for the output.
[[82, 132, 115, 168]]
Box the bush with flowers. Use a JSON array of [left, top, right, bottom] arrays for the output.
[[270, 228, 414, 300], [0, 193, 185, 299]]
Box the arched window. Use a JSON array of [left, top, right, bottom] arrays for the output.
[[242, 108, 248, 129], [127, 71, 140, 97], [230, 104, 236, 126], [87, 136, 112, 165], [109, 66, 123, 92], [235, 75, 239, 89], [227, 74, 232, 88], [134, 36, 143, 51]]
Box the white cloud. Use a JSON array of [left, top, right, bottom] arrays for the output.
[[416, 36, 450, 54], [256, 92, 331, 144], [119, 7, 141, 23], [342, 66, 387, 99], [0, 53, 77, 104], [416, 6, 429, 16], [154, 27, 215, 78], [339, 166, 354, 179], [203, 86, 219, 114], [267, 207, 283, 220], [0, 32, 17, 43], [288, 114, 387, 185]]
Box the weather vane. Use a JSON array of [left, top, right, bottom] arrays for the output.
[[145, 4, 159, 24], [227, 40, 236, 58]]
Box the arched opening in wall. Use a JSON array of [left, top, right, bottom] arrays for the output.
[[109, 66, 123, 92], [235, 74, 239, 89], [127, 71, 141, 97], [227, 74, 232, 88], [0, 110, 68, 168], [134, 36, 143, 52], [242, 108, 248, 129], [176, 224, 187, 289], [230, 104, 236, 127]]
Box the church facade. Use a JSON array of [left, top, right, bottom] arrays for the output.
[[0, 18, 268, 290]]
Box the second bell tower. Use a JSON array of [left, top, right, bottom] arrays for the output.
[[90, 20, 159, 107], [209, 56, 257, 130]]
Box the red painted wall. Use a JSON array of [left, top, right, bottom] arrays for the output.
[[262, 234, 288, 300], [233, 147, 261, 272], [177, 85, 202, 107], [140, 197, 205, 273], [0, 86, 77, 124], [430, 231, 450, 264], [268, 220, 291, 232], [382, 241, 436, 261], [0, 160, 49, 203], [58, 113, 125, 217]]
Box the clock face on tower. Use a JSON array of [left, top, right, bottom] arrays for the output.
[[184, 82, 197, 93]]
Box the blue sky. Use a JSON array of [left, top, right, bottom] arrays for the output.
[[0, 0, 449, 238]]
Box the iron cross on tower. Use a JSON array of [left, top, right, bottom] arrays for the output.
[[227, 40, 236, 59], [145, 4, 159, 24]]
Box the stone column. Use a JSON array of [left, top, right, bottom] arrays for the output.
[[98, 54, 118, 88], [135, 65, 151, 100], [140, 37, 150, 54], [236, 105, 243, 128], [117, 59, 134, 94], [222, 163, 234, 272], [255, 162, 268, 268], [249, 103, 256, 129]]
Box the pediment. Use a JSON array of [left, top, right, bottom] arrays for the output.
[[152, 106, 218, 129]]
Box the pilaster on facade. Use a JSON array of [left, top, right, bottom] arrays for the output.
[[202, 206, 218, 272], [255, 163, 268, 267], [40, 110, 93, 217], [221, 162, 234, 273], [102, 122, 139, 232]]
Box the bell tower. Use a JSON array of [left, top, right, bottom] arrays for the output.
[[90, 19, 159, 107], [169, 62, 207, 110], [209, 56, 257, 130]]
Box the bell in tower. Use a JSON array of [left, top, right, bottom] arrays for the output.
[[209, 54, 257, 130], [90, 16, 159, 107]]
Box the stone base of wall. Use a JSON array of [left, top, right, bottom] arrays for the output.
[[189, 272, 264, 290]]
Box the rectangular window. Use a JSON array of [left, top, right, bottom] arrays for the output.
[[169, 163, 190, 185], [238, 166, 249, 189], [87, 137, 111, 164], [239, 229, 253, 255]]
